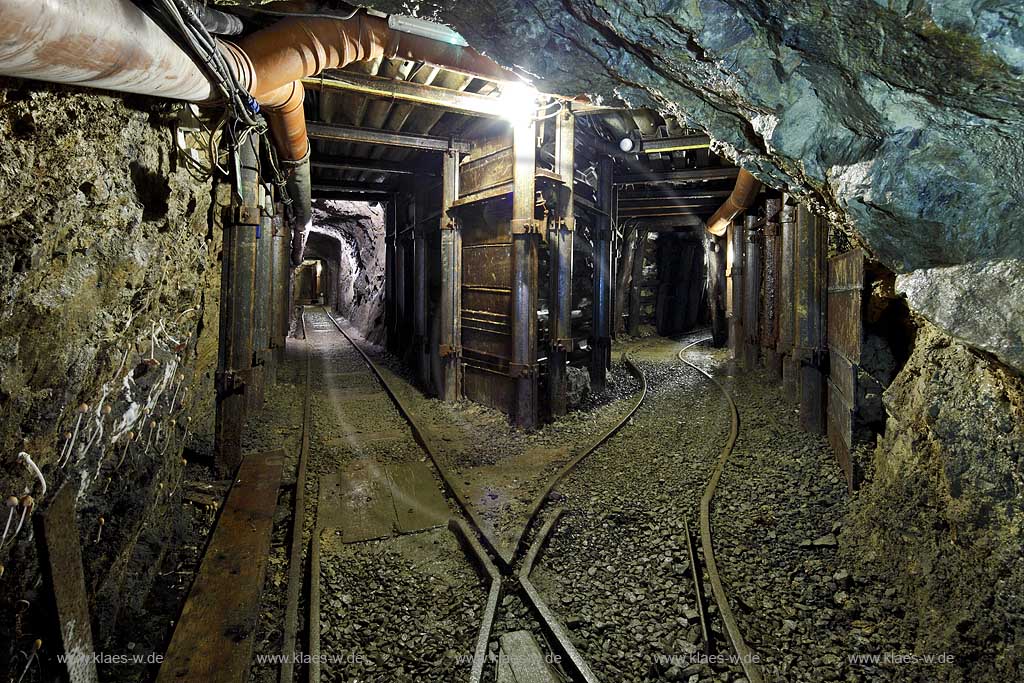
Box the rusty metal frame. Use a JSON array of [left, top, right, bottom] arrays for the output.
[[548, 105, 575, 417]]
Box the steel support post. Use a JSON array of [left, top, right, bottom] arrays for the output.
[[385, 200, 398, 353], [779, 198, 798, 401], [250, 183, 272, 405], [215, 134, 259, 475], [742, 215, 761, 370], [271, 202, 290, 363], [591, 156, 613, 390], [439, 149, 463, 402], [627, 229, 649, 336], [395, 206, 408, 356], [549, 105, 575, 416], [614, 226, 638, 336], [761, 198, 782, 379], [511, 119, 539, 429], [796, 204, 826, 433], [726, 220, 744, 362], [412, 187, 430, 390]]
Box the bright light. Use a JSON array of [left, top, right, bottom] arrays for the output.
[[498, 81, 541, 126], [619, 137, 635, 152]]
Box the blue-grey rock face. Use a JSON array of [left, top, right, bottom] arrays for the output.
[[366, 0, 1024, 370]]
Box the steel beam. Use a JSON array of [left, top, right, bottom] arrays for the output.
[[439, 149, 462, 402], [307, 121, 471, 153], [614, 167, 739, 186], [640, 134, 711, 154], [312, 155, 436, 176], [310, 190, 392, 202], [591, 156, 613, 390], [304, 72, 506, 118], [311, 181, 394, 193], [215, 134, 259, 475], [548, 105, 574, 417], [761, 198, 782, 379], [511, 119, 539, 429]]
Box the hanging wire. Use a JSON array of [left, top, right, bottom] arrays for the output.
[[153, 0, 289, 200]]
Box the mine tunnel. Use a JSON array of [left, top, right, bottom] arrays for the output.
[[0, 1, 1022, 682]]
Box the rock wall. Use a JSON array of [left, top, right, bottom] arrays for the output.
[[843, 320, 1023, 678], [0, 80, 219, 669], [361, 0, 1024, 373], [309, 199, 386, 343]]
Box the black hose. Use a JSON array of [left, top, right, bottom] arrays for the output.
[[286, 158, 313, 266], [186, 0, 244, 35]]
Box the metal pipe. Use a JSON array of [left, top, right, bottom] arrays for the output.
[[706, 169, 762, 237], [0, 0, 213, 100], [0, 1, 512, 266]]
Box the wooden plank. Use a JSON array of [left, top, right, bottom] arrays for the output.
[[502, 632, 560, 681], [498, 631, 560, 683], [339, 459, 397, 543], [827, 379, 854, 489], [157, 450, 283, 683], [35, 486, 99, 683], [387, 461, 449, 533]]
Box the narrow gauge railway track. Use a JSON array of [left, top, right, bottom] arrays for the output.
[[286, 307, 761, 683]]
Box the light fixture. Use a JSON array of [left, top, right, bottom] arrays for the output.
[[619, 137, 636, 152], [387, 15, 469, 47], [498, 81, 541, 126]]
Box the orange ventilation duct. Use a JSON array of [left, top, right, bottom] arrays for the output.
[[706, 169, 762, 237], [235, 14, 513, 164]]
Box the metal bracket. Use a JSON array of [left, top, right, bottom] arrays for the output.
[[511, 219, 541, 236], [550, 337, 573, 352], [508, 362, 537, 378], [233, 203, 261, 226], [440, 217, 458, 232], [439, 343, 461, 358]]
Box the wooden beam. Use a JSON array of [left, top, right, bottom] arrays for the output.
[[305, 71, 506, 117], [307, 121, 471, 152], [311, 181, 395, 193]]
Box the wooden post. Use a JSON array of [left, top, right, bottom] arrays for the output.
[[779, 197, 798, 400]]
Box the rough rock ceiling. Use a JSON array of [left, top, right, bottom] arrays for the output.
[[356, 0, 1024, 371]]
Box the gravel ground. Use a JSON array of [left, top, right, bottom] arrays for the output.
[[319, 529, 486, 682], [710, 365, 932, 683], [300, 309, 486, 682], [529, 334, 742, 683], [359, 339, 645, 554]]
